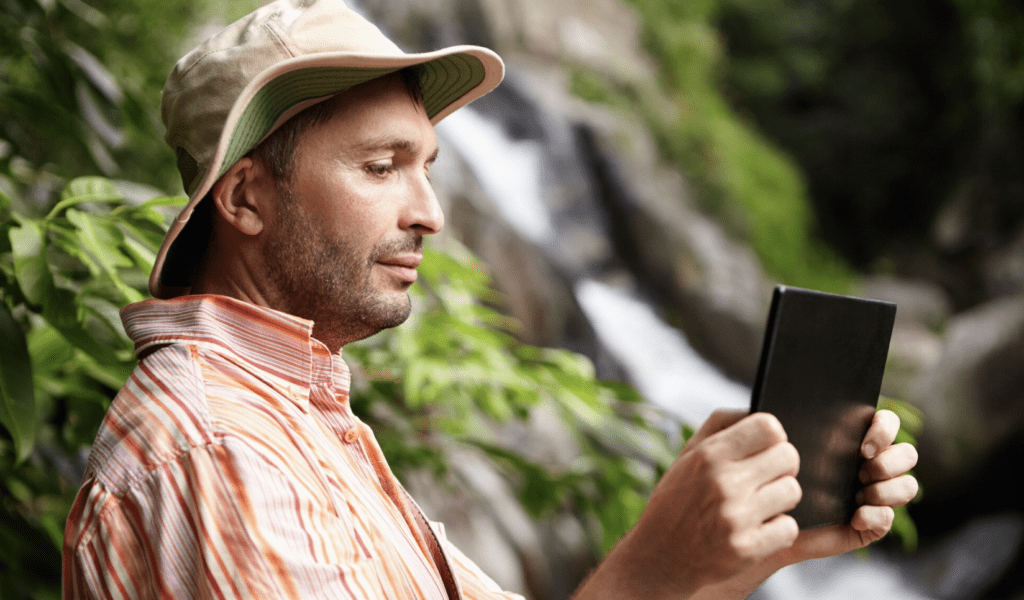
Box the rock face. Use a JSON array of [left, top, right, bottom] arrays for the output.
[[913, 296, 1024, 494]]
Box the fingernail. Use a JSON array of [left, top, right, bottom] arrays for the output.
[[863, 443, 877, 458]]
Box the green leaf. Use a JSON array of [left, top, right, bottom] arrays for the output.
[[879, 396, 923, 446], [36, 286, 127, 371], [890, 504, 919, 552], [47, 177, 122, 219], [39, 511, 65, 551], [0, 302, 37, 462], [117, 219, 166, 257], [65, 208, 142, 303], [119, 235, 156, 272], [66, 209, 132, 271], [27, 325, 76, 378], [111, 194, 187, 215], [9, 221, 53, 305]]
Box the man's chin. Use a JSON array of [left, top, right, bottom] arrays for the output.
[[363, 291, 413, 330]]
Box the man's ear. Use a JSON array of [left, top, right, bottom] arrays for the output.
[[209, 157, 273, 236]]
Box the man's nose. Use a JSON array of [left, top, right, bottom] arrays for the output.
[[403, 173, 444, 234]]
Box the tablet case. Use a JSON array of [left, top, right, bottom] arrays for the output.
[[750, 285, 896, 529]]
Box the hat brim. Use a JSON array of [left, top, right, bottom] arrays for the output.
[[150, 45, 504, 299]]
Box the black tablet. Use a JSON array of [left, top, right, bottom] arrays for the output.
[[750, 285, 897, 529]]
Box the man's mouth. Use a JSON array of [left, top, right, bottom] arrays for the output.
[[376, 254, 422, 283]]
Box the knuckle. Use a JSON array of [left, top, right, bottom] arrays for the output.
[[780, 442, 801, 471], [701, 461, 732, 500], [736, 541, 758, 561], [901, 442, 920, 466], [717, 501, 741, 529], [753, 412, 787, 441], [692, 445, 721, 477], [901, 474, 920, 500], [784, 475, 803, 505], [869, 443, 918, 482], [717, 501, 748, 536], [879, 409, 901, 429], [777, 515, 800, 545], [726, 530, 755, 560], [715, 466, 744, 492], [710, 408, 740, 423], [707, 478, 729, 503]]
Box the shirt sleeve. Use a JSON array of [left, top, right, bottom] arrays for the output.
[[63, 439, 398, 600]]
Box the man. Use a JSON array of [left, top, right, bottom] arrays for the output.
[[62, 0, 919, 598]]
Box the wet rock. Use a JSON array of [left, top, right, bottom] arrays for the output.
[[904, 513, 1024, 600], [574, 116, 771, 384], [913, 294, 1024, 494], [859, 276, 954, 329], [984, 223, 1024, 298], [880, 324, 944, 407], [858, 277, 950, 402]]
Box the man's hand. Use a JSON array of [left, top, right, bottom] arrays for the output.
[[573, 408, 919, 600], [576, 409, 802, 600]]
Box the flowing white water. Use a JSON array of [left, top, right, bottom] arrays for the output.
[[574, 279, 749, 424], [438, 109, 555, 244]]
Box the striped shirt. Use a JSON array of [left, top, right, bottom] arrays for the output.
[[63, 295, 524, 600]]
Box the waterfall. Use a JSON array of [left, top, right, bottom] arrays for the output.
[[438, 107, 749, 426], [440, 108, 554, 245], [574, 279, 749, 423]]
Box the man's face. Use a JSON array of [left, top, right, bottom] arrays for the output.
[[262, 75, 443, 347]]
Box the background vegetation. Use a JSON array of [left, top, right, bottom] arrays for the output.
[[714, 0, 1024, 310]]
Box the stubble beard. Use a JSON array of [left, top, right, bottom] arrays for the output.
[[264, 193, 418, 346]]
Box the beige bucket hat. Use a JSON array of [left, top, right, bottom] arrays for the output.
[[151, 0, 504, 299]]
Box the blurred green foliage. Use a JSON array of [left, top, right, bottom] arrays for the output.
[[1, 0, 205, 594], [0, 0, 219, 202], [348, 241, 680, 554], [0, 178, 178, 598]]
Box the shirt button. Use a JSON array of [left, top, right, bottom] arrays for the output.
[[343, 428, 360, 444]]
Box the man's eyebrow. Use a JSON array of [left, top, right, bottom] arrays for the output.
[[354, 137, 440, 162]]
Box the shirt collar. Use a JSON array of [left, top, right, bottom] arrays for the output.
[[120, 294, 350, 410]]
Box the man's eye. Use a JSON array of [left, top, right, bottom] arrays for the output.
[[367, 164, 394, 177]]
